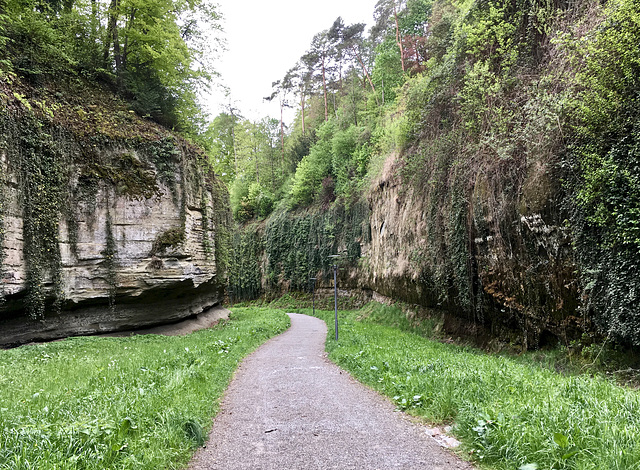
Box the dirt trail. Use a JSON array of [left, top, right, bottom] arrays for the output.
[[189, 312, 474, 470]]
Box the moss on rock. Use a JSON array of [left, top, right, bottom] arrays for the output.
[[151, 228, 186, 256]]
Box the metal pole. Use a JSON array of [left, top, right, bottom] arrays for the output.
[[312, 278, 316, 316], [333, 264, 338, 341]]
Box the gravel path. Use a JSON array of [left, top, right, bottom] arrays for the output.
[[189, 312, 474, 470]]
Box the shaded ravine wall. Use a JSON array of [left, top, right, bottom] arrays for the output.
[[0, 98, 230, 347], [230, 152, 582, 349], [232, 0, 640, 349], [362, 154, 581, 348]]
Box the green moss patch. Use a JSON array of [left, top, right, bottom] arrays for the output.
[[82, 152, 159, 200], [151, 228, 186, 256]]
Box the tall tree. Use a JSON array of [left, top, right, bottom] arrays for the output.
[[373, 0, 407, 72], [205, 110, 241, 184], [264, 79, 292, 164], [328, 18, 377, 99], [4, 0, 222, 131], [103, 0, 120, 77], [303, 30, 332, 122], [101, 0, 222, 128], [285, 62, 314, 135]]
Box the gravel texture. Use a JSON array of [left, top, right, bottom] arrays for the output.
[[189, 312, 475, 470]]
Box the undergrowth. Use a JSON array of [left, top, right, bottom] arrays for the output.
[[0, 308, 289, 469], [297, 302, 640, 470], [229, 200, 370, 302]]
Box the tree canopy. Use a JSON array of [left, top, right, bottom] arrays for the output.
[[1, 0, 223, 132]]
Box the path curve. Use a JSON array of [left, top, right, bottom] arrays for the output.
[[189, 313, 474, 470]]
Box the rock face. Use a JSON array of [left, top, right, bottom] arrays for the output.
[[0, 89, 229, 347], [231, 151, 583, 349], [361, 154, 581, 348]]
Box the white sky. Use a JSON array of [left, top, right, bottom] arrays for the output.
[[203, 0, 379, 125]]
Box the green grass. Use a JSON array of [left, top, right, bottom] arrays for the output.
[[295, 303, 640, 470], [0, 308, 289, 469]]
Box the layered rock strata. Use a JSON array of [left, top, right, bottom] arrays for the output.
[[0, 89, 229, 347], [362, 155, 580, 348]]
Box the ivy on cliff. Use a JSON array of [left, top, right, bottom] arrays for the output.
[[385, 0, 640, 346], [0, 149, 5, 306], [382, 0, 586, 347], [101, 210, 118, 310], [18, 117, 67, 319], [229, 225, 263, 301], [229, 200, 370, 302], [1, 77, 231, 319], [146, 137, 183, 203], [0, 114, 11, 307], [210, 177, 232, 280], [265, 202, 370, 291], [566, 0, 640, 345]]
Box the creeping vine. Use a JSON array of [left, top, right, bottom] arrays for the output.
[[19, 118, 66, 319], [101, 210, 117, 310], [201, 193, 213, 260], [210, 177, 232, 281], [230, 200, 371, 301], [0, 152, 5, 306]]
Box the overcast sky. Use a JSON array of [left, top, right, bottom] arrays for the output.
[[203, 0, 379, 124]]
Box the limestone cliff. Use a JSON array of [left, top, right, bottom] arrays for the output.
[[231, 150, 582, 349], [361, 153, 581, 348], [0, 78, 230, 347]]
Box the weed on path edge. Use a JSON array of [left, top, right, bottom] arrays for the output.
[[293, 305, 640, 470], [0, 308, 289, 469]]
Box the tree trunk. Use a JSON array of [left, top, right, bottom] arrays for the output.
[[351, 77, 358, 126], [231, 126, 238, 176], [270, 139, 276, 192], [122, 9, 136, 73], [321, 53, 328, 122], [271, 157, 275, 192], [113, 25, 122, 83], [104, 0, 123, 84], [103, 0, 117, 62], [280, 100, 285, 164], [393, 2, 406, 73], [300, 92, 306, 135], [63, 0, 73, 14], [90, 0, 98, 43], [353, 46, 378, 105], [254, 146, 260, 185]]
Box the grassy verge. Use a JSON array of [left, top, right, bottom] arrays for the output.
[[0, 308, 289, 469], [295, 303, 640, 470]]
